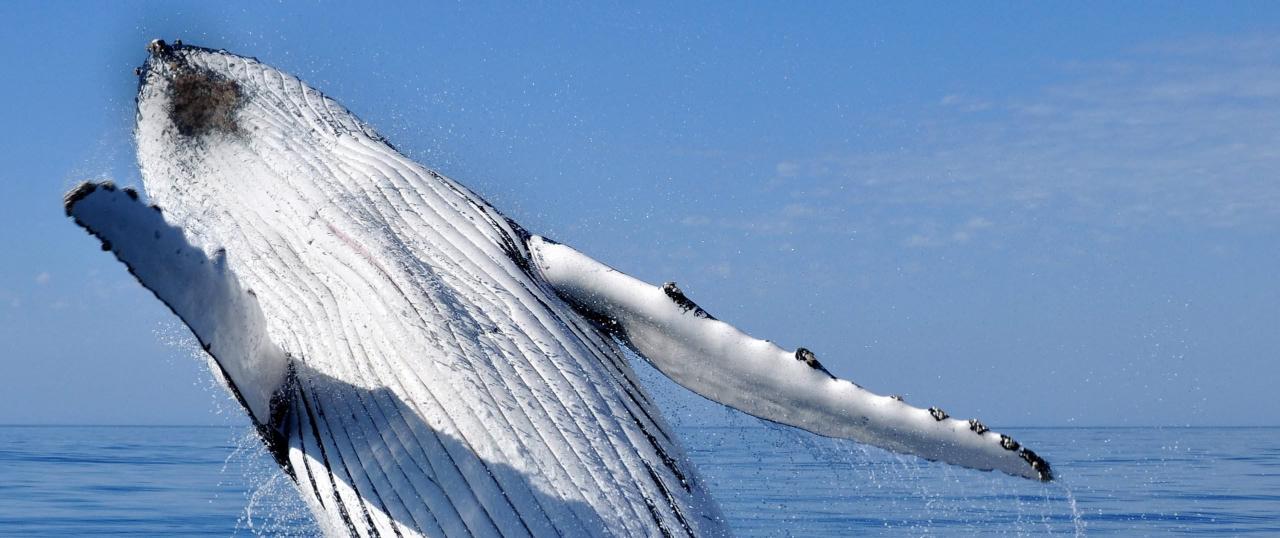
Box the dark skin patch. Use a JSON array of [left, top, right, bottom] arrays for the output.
[[168, 67, 242, 137]]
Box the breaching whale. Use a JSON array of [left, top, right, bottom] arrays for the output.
[[65, 40, 1051, 537]]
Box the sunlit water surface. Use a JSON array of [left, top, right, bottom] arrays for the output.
[[1, 348, 1274, 536], [0, 422, 1275, 536]]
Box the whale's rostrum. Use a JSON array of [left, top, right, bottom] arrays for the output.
[[66, 40, 1051, 537]]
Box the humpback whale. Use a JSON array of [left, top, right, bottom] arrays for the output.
[[65, 40, 1051, 537]]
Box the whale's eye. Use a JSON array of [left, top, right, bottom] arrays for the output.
[[169, 68, 242, 137]]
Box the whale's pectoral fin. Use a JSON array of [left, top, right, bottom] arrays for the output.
[[64, 181, 290, 430], [528, 236, 1051, 481]]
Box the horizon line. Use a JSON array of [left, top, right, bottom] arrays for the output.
[[1, 423, 1277, 429]]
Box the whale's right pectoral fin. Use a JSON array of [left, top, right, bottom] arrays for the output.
[[528, 236, 1052, 481], [65, 181, 289, 428]]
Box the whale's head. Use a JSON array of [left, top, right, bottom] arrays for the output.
[[132, 39, 390, 241], [139, 39, 244, 138]]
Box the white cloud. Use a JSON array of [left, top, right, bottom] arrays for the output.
[[34, 272, 51, 285], [950, 217, 994, 245], [780, 203, 817, 218], [939, 94, 992, 112], [905, 233, 943, 248], [775, 161, 801, 178], [705, 262, 733, 278], [771, 35, 1280, 239], [676, 201, 845, 236], [902, 216, 994, 248]]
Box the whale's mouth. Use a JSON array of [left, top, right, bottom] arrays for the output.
[[140, 39, 243, 138]]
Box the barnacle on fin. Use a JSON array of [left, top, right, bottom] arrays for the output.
[[794, 347, 835, 378], [1000, 434, 1020, 451], [968, 419, 989, 435], [1019, 448, 1053, 481], [795, 347, 817, 366], [661, 281, 715, 319]]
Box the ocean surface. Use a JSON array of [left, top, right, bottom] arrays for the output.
[[0, 423, 1276, 536]]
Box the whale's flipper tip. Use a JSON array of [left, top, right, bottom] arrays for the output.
[[530, 236, 1056, 482], [64, 181, 289, 425], [63, 181, 98, 216]]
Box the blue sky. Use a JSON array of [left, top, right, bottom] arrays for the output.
[[1, 2, 1276, 426]]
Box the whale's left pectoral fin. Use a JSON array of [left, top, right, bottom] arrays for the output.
[[64, 181, 289, 428], [528, 236, 1052, 481]]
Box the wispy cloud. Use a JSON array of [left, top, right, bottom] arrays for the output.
[[677, 201, 853, 236], [760, 35, 1280, 245], [905, 217, 995, 249]]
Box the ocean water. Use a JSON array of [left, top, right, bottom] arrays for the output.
[[0, 424, 1276, 536]]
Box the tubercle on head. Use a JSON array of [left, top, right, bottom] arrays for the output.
[[147, 39, 171, 56], [136, 39, 188, 77], [147, 38, 184, 57]]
